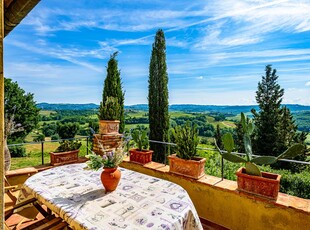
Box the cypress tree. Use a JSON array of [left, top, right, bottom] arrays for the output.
[[251, 65, 306, 167], [101, 52, 125, 133], [251, 65, 284, 156], [214, 124, 223, 149], [148, 29, 169, 163]]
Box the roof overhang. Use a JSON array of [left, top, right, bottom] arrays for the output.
[[4, 0, 41, 37]]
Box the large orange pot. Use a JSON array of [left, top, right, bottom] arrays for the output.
[[100, 167, 121, 193], [168, 154, 206, 180], [236, 167, 281, 200], [99, 120, 120, 135], [129, 148, 153, 165]]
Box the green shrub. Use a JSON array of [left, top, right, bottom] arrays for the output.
[[9, 145, 26, 157], [56, 140, 82, 152], [171, 121, 199, 160], [33, 134, 45, 142], [131, 128, 149, 150], [51, 134, 60, 140], [98, 96, 121, 120]]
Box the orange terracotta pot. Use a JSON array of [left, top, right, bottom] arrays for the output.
[[49, 149, 79, 166], [168, 154, 206, 180], [100, 167, 121, 193], [236, 167, 281, 200], [99, 120, 120, 135], [129, 148, 153, 165]]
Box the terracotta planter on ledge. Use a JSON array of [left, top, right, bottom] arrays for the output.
[[99, 120, 120, 135], [236, 167, 281, 200], [168, 154, 206, 180], [50, 149, 79, 166], [129, 148, 153, 165]]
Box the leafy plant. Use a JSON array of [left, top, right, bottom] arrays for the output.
[[171, 121, 199, 160], [98, 96, 121, 120], [215, 112, 305, 176], [131, 128, 149, 150], [56, 140, 82, 152]]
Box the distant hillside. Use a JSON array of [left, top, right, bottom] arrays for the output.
[[126, 104, 310, 114], [37, 103, 310, 114], [37, 103, 99, 110]]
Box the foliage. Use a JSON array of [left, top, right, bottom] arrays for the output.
[[55, 140, 82, 152], [216, 112, 305, 176], [99, 96, 121, 120], [56, 122, 79, 139], [51, 134, 60, 140], [4, 78, 40, 141], [171, 121, 199, 160], [131, 127, 149, 150], [148, 29, 169, 163], [8, 144, 26, 157], [42, 122, 57, 137], [86, 136, 127, 170], [33, 134, 45, 142], [214, 124, 223, 149], [100, 52, 125, 133]]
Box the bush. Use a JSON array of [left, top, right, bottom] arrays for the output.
[[33, 134, 45, 142], [51, 134, 60, 140], [9, 145, 26, 157], [56, 140, 82, 152], [56, 122, 79, 139]]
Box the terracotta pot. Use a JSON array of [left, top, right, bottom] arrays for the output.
[[236, 167, 281, 200], [168, 154, 206, 180], [99, 120, 120, 135], [101, 167, 121, 193], [50, 149, 79, 166], [129, 148, 153, 165]]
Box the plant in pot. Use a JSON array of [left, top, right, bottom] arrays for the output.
[[169, 121, 206, 179], [215, 112, 305, 200], [98, 96, 121, 135], [129, 127, 153, 165], [85, 141, 127, 193], [50, 122, 82, 166]]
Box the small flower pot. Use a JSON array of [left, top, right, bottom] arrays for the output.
[[50, 149, 79, 166], [129, 148, 153, 165], [236, 167, 281, 200], [99, 120, 120, 135], [168, 154, 206, 180]]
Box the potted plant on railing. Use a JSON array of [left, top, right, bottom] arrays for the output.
[[98, 96, 121, 135], [129, 127, 153, 165], [50, 139, 82, 166], [216, 112, 305, 200], [168, 121, 206, 179], [50, 122, 82, 166]]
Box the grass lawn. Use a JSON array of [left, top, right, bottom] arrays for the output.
[[10, 140, 90, 170]]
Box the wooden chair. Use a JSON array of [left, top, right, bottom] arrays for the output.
[[4, 177, 69, 230]]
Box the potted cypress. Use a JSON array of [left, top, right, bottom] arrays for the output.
[[168, 121, 206, 179], [98, 96, 121, 135], [129, 128, 153, 165], [216, 112, 305, 200]]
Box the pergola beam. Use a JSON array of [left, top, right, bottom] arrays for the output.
[[4, 0, 40, 37]]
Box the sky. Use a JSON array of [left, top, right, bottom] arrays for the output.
[[4, 0, 310, 105]]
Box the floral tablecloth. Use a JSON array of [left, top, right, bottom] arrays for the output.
[[24, 163, 203, 230]]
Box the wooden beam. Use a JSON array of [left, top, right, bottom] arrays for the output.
[[0, 0, 4, 228], [4, 0, 40, 37]]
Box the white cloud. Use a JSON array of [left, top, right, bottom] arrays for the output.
[[306, 81, 310, 86]]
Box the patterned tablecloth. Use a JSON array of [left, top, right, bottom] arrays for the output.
[[24, 163, 203, 230]]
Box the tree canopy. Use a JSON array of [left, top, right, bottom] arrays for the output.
[[4, 78, 40, 141]]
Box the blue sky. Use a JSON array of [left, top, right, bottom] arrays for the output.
[[4, 0, 310, 105]]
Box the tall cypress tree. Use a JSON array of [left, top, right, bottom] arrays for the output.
[[251, 65, 284, 156], [148, 29, 169, 163], [251, 65, 306, 163], [214, 124, 223, 149], [101, 52, 125, 133]]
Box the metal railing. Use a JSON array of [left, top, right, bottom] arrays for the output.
[[8, 136, 91, 165], [149, 139, 310, 180]]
